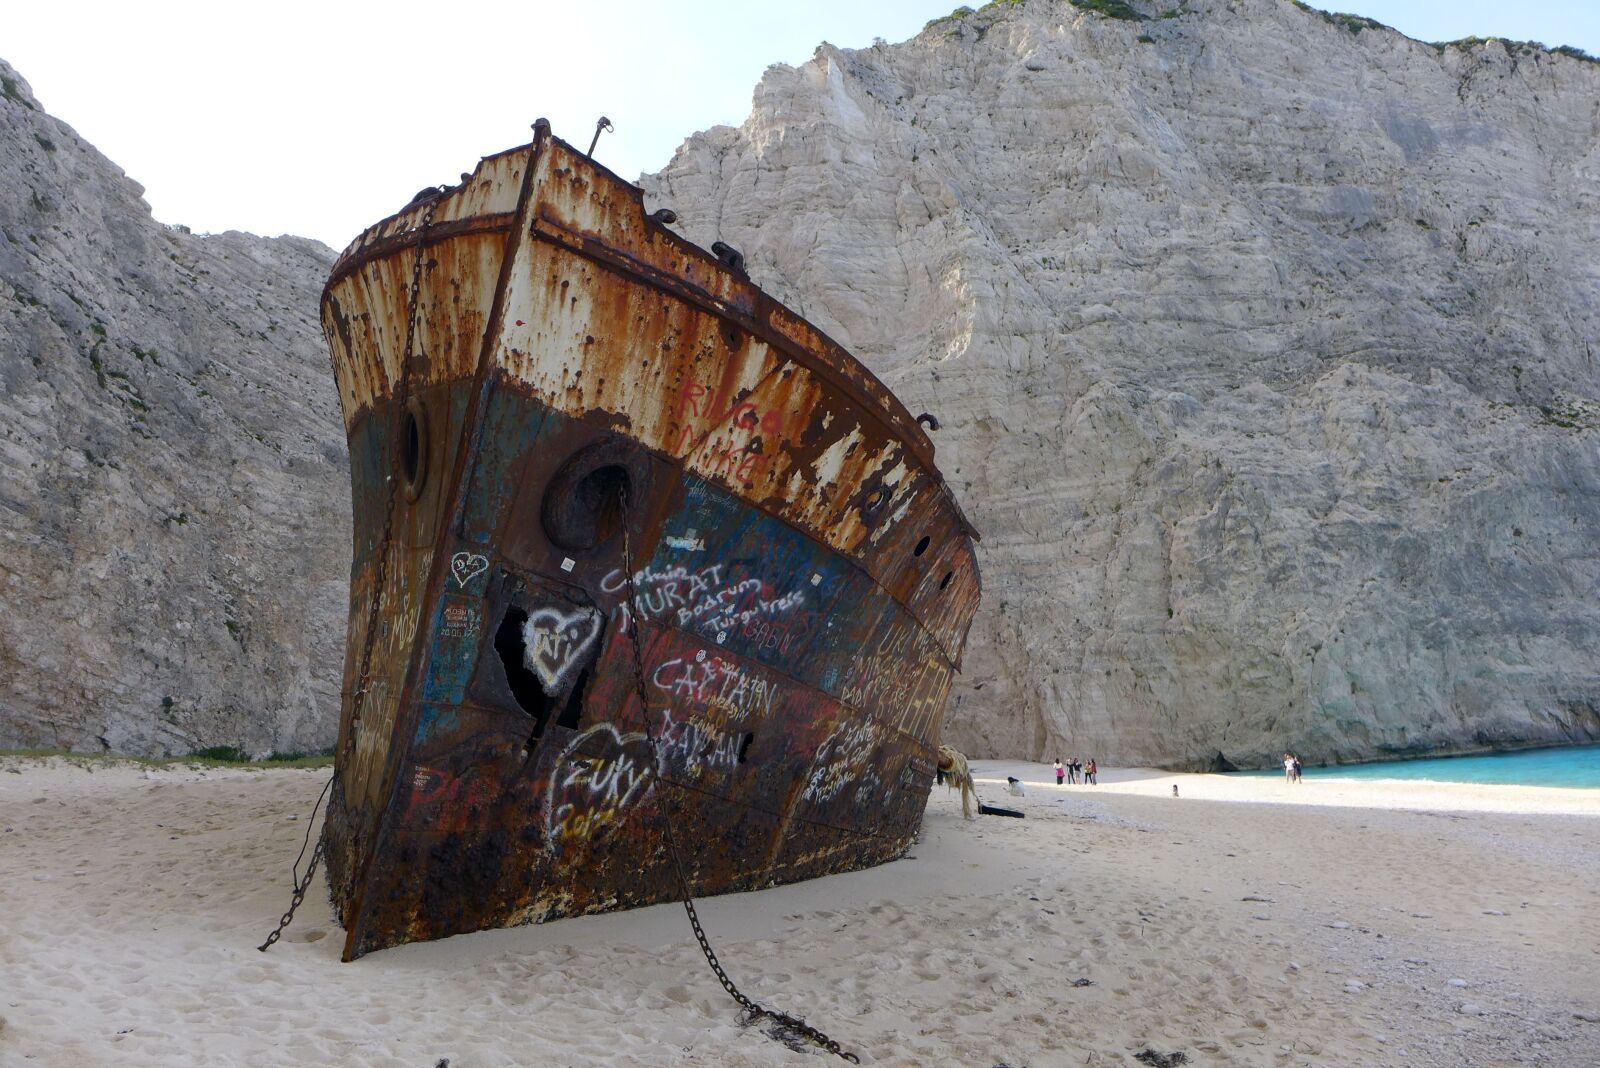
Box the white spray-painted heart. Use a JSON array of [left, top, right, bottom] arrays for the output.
[[450, 552, 490, 589], [523, 606, 602, 690]]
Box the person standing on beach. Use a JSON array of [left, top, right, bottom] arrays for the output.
[[1292, 756, 1303, 783], [1283, 753, 1295, 783], [1069, 757, 1081, 784], [1054, 758, 1065, 786], [1085, 758, 1098, 785]]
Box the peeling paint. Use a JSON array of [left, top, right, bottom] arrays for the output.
[[318, 126, 981, 960]]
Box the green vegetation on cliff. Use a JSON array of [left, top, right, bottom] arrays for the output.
[[1069, 0, 1145, 22], [1288, 0, 1598, 63], [926, 0, 1146, 33]]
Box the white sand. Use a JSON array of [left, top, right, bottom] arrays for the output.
[[3, 756, 1598, 1067]]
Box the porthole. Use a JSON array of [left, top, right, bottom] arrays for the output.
[[860, 484, 890, 523], [914, 535, 931, 557], [541, 440, 650, 551], [401, 397, 428, 501], [547, 464, 630, 550]]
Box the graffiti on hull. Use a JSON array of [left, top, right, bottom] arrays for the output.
[[651, 649, 779, 719], [545, 723, 656, 847], [802, 718, 884, 809], [602, 563, 808, 651], [522, 605, 602, 690], [839, 619, 953, 740]]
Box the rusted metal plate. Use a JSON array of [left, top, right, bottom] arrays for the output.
[[319, 124, 981, 960]]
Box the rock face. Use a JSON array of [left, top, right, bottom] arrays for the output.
[[0, 61, 346, 757], [643, 0, 1600, 767], [5, 0, 1600, 770]]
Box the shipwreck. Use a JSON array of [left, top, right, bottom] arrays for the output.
[[317, 120, 981, 960]]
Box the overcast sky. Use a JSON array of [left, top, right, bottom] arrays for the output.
[[7, 1, 1598, 249]]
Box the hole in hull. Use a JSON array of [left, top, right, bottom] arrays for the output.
[[494, 607, 554, 739], [556, 668, 590, 732], [493, 603, 600, 748]]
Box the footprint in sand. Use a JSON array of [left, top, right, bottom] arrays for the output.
[[908, 949, 941, 982]]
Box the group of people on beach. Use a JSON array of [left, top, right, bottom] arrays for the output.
[[1283, 752, 1304, 783], [1053, 757, 1096, 785]]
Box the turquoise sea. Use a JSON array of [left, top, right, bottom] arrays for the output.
[[1232, 745, 1600, 789]]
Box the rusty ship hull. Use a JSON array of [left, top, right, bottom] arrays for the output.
[[319, 123, 981, 960]]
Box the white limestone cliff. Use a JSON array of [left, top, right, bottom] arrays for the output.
[[4, 0, 1598, 769], [643, 0, 1600, 767], [0, 61, 346, 757]]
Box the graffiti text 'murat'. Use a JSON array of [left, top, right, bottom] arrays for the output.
[[602, 563, 807, 648]]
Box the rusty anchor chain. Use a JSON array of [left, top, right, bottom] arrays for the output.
[[259, 200, 439, 953], [616, 486, 859, 1064], [257, 772, 334, 952]]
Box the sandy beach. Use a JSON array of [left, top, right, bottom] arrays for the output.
[[3, 756, 1598, 1067]]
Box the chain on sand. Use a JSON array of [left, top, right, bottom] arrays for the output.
[[259, 200, 437, 953], [257, 769, 334, 951], [618, 486, 859, 1063]]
